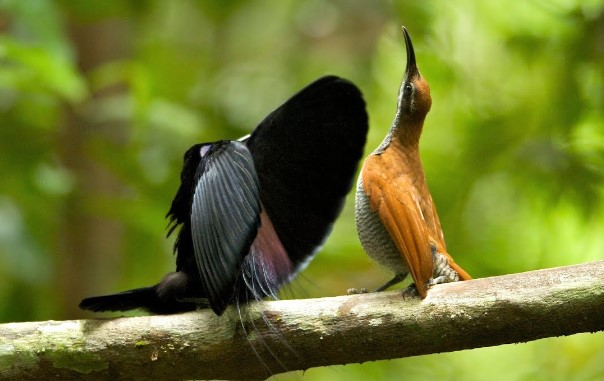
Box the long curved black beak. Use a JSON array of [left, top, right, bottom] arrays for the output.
[[402, 26, 419, 79]]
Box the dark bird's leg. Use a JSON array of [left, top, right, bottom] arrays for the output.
[[346, 272, 408, 295], [374, 272, 409, 292]]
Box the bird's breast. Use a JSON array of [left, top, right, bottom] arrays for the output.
[[355, 175, 408, 274]]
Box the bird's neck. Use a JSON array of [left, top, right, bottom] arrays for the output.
[[374, 115, 424, 155]]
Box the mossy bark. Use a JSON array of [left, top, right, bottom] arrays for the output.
[[1, 261, 603, 380]]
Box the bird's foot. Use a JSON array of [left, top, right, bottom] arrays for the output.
[[429, 252, 460, 287], [401, 284, 420, 300], [346, 288, 369, 295], [428, 275, 457, 287]]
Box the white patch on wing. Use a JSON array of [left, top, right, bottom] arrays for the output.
[[237, 134, 251, 142], [199, 145, 211, 157]]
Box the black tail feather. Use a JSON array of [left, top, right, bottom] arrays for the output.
[[79, 286, 197, 315]]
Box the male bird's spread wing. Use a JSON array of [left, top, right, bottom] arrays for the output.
[[80, 77, 369, 316], [362, 155, 434, 298], [190, 141, 261, 314], [246, 76, 369, 268]]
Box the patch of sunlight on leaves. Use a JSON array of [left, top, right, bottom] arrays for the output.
[[463, 164, 604, 273], [533, 333, 604, 381], [444, 334, 604, 381], [473, 1, 576, 38], [463, 172, 543, 272], [84, 195, 165, 238], [83, 93, 132, 126], [430, 0, 574, 123], [213, 66, 290, 131], [571, 116, 604, 169], [545, 0, 604, 19], [87, 60, 135, 95], [575, 62, 603, 110], [137, 145, 171, 184], [294, 0, 340, 39], [226, 0, 293, 60], [0, 37, 87, 103], [542, 200, 604, 266], [147, 98, 205, 138], [0, 197, 51, 285], [33, 162, 74, 196], [277, 346, 497, 381], [144, 1, 214, 49], [1, 0, 72, 58]]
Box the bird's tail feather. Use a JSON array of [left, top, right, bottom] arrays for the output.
[[79, 287, 159, 312], [79, 286, 197, 314]]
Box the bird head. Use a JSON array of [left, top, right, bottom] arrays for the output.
[[395, 27, 432, 129]]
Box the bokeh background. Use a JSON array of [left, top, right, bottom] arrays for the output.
[[1, 0, 603, 380]]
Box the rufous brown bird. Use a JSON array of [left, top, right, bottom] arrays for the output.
[[355, 27, 470, 298], [80, 76, 368, 316]]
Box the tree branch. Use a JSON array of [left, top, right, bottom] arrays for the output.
[[2, 261, 603, 380]]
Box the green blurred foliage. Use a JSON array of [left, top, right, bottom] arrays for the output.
[[0, 0, 603, 379]]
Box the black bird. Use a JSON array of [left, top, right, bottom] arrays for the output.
[[79, 76, 369, 316]]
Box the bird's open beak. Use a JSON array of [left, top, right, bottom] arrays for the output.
[[402, 26, 419, 79]]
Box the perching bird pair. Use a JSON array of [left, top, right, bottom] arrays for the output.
[[80, 27, 471, 317]]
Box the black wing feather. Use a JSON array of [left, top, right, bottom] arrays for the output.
[[190, 141, 261, 314], [246, 75, 369, 269]]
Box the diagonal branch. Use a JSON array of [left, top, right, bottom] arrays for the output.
[[1, 261, 603, 380]]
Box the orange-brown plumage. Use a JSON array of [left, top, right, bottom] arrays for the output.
[[355, 27, 470, 298]]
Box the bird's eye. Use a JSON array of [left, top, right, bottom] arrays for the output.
[[404, 84, 413, 95]]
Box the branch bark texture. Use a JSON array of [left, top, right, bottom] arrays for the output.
[[1, 261, 603, 380]]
